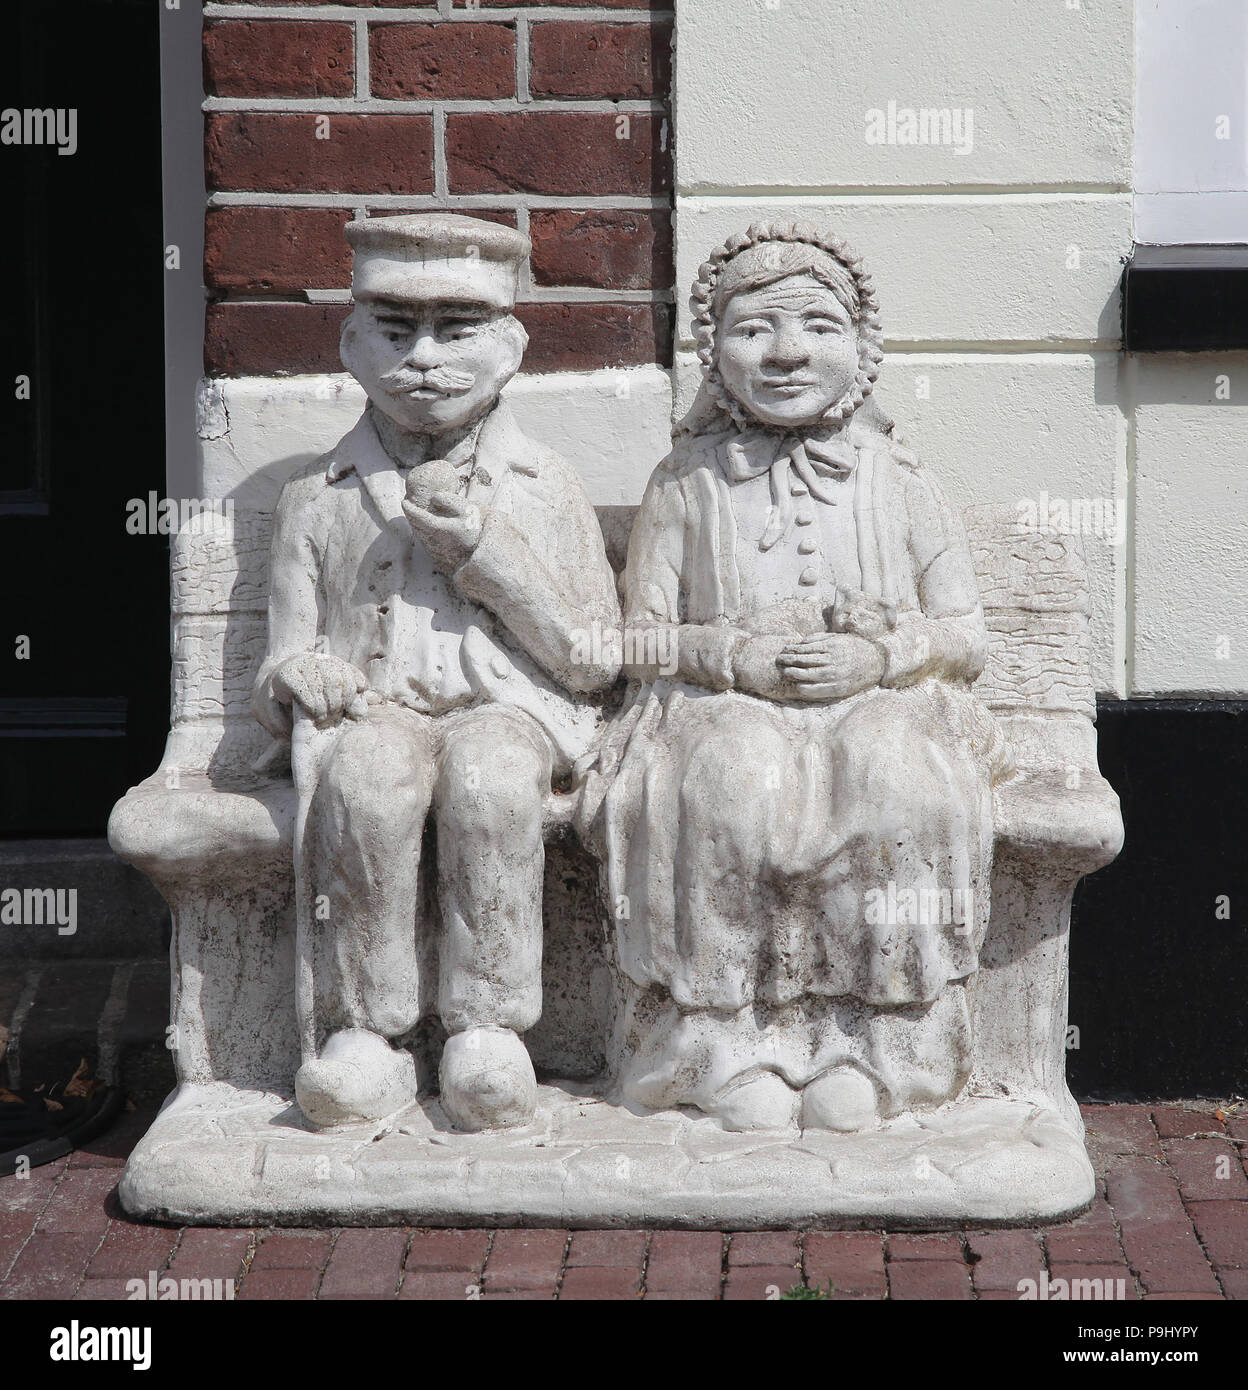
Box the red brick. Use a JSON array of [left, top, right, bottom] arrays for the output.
[[965, 1230, 1044, 1292], [516, 303, 671, 371], [565, 1229, 647, 1268], [1186, 1200, 1248, 1268], [1153, 1106, 1224, 1140], [33, 1169, 116, 1236], [529, 21, 670, 100], [727, 1231, 800, 1268], [723, 1265, 804, 1301], [645, 1230, 721, 1294], [802, 1231, 885, 1297], [480, 1288, 551, 1300], [887, 1233, 966, 1261], [1105, 1158, 1189, 1226], [400, 1270, 482, 1300], [69, 1109, 158, 1169], [319, 1229, 407, 1299], [370, 23, 514, 100], [1165, 1137, 1248, 1200], [530, 208, 672, 290], [205, 301, 351, 377], [887, 1259, 972, 1300], [250, 1229, 335, 1271], [1226, 1113, 1248, 1143], [405, 1229, 490, 1273], [1119, 1220, 1219, 1295], [1044, 1226, 1124, 1266], [482, 1228, 566, 1291], [205, 207, 352, 294], [1045, 1264, 1134, 1300], [645, 1289, 716, 1300], [87, 1222, 179, 1279], [1143, 1291, 1222, 1300], [0, 1230, 99, 1299], [446, 113, 668, 196], [207, 113, 434, 195], [1218, 1268, 1248, 1298], [204, 21, 354, 99], [238, 1267, 320, 1300], [1081, 1104, 1162, 1157], [1053, 1189, 1118, 1232], [73, 1278, 137, 1301], [559, 1265, 641, 1299], [0, 1208, 38, 1280], [0, 1161, 66, 1212], [166, 1228, 252, 1282]]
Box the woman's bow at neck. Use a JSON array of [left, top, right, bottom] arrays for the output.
[[724, 421, 863, 551]]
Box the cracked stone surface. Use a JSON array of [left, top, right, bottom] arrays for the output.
[[120, 1081, 1094, 1229]]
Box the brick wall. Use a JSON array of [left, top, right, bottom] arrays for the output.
[[201, 2, 674, 376]]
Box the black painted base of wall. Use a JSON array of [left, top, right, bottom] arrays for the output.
[[1069, 699, 1248, 1100]]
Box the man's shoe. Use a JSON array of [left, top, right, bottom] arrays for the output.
[[439, 1027, 536, 1132], [295, 1028, 417, 1129]]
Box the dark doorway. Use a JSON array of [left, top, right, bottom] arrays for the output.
[[1, 0, 168, 835]]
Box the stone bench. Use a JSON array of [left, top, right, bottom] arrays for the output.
[[108, 498, 1123, 1226]]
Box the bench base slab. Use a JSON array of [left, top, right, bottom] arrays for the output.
[[120, 1081, 1093, 1230]]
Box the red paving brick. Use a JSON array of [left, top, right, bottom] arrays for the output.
[[73, 1277, 138, 1301], [1081, 1104, 1163, 1157], [318, 1228, 407, 1299], [1043, 1226, 1124, 1266], [723, 1265, 805, 1300], [1046, 1264, 1134, 1299], [86, 1221, 179, 1278], [400, 1270, 481, 1300], [888, 1233, 965, 1261], [966, 1230, 1045, 1292], [727, 1231, 800, 1267], [565, 1228, 647, 1268], [165, 1228, 253, 1282], [405, 1228, 490, 1273], [2, 1103, 1246, 1300], [33, 1170, 117, 1237], [802, 1232, 885, 1297], [250, 1229, 335, 1271], [644, 1230, 722, 1294], [1165, 1138, 1248, 1200], [1119, 1219, 1220, 1295], [481, 1228, 566, 1291], [559, 1265, 641, 1299], [1186, 1200, 1248, 1269], [238, 1267, 320, 1300], [1153, 1107, 1224, 1141], [887, 1258, 972, 1300], [1, 1230, 100, 1299]]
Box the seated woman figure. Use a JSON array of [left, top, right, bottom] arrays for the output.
[[581, 222, 1010, 1133]]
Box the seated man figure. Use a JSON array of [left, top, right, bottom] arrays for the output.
[[253, 214, 620, 1131]]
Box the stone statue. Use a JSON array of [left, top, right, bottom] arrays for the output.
[[254, 213, 620, 1132], [582, 222, 1011, 1132], [111, 215, 1121, 1228]]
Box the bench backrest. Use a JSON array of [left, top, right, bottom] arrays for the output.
[[163, 501, 1095, 785]]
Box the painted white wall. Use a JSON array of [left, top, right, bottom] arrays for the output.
[[1135, 0, 1248, 244], [197, 367, 673, 512], [675, 0, 1135, 698]]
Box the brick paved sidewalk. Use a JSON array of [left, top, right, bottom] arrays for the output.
[[0, 1103, 1244, 1301]]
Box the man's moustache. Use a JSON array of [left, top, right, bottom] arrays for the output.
[[381, 368, 476, 394]]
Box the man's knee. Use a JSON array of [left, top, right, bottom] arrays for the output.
[[319, 716, 432, 815], [437, 729, 547, 837]]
